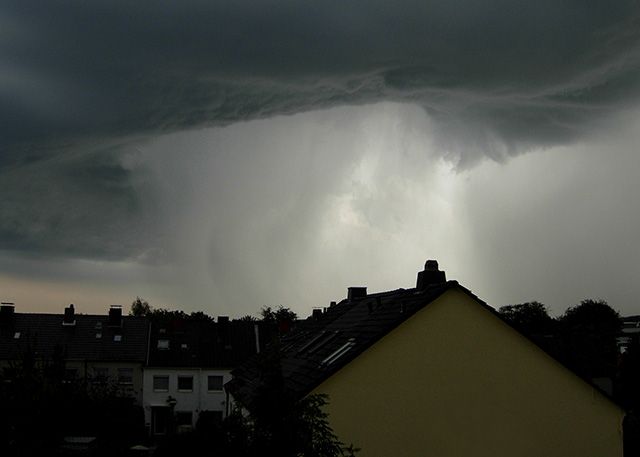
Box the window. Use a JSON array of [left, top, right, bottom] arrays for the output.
[[13, 332, 20, 339], [207, 375, 224, 392], [181, 343, 188, 350], [114, 334, 122, 342], [64, 368, 78, 383], [177, 376, 193, 392], [95, 332, 102, 339], [175, 411, 192, 426], [93, 367, 108, 383], [198, 410, 223, 428], [153, 375, 169, 391], [118, 368, 133, 385], [157, 339, 169, 350]]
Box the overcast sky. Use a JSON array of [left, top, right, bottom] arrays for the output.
[[2, 1, 640, 318]]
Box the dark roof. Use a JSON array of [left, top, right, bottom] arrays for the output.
[[227, 281, 458, 410], [0, 313, 149, 362], [147, 319, 278, 369], [227, 280, 623, 412]]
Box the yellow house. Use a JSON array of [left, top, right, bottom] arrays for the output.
[[230, 261, 625, 456]]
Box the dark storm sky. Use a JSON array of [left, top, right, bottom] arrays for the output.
[[2, 1, 640, 316]]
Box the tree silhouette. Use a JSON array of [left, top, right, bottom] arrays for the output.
[[130, 296, 152, 316], [559, 299, 621, 378], [498, 301, 555, 335]]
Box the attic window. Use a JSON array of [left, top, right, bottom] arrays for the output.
[[181, 343, 188, 350], [13, 332, 20, 339], [159, 328, 166, 334], [95, 333, 102, 339], [95, 322, 102, 329], [320, 338, 356, 366], [114, 334, 122, 342], [158, 339, 170, 350]]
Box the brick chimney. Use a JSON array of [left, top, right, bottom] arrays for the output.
[[347, 287, 367, 300], [63, 304, 76, 326], [0, 302, 15, 325], [416, 260, 446, 290], [108, 305, 123, 327]]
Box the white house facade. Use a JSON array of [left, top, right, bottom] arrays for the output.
[[142, 367, 232, 434]]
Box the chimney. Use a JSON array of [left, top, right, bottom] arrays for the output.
[[254, 323, 261, 354], [63, 304, 76, 326], [0, 302, 15, 324], [108, 305, 123, 327], [312, 308, 323, 320], [416, 260, 446, 290], [347, 287, 367, 300], [217, 316, 231, 349]]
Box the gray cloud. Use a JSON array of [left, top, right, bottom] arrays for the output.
[[2, 1, 639, 155], [2, 0, 640, 265]]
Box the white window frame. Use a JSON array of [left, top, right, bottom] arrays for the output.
[[207, 375, 224, 392]]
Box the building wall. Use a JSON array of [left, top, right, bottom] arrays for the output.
[[65, 361, 144, 404], [312, 289, 624, 457], [142, 367, 231, 432], [0, 358, 144, 404]]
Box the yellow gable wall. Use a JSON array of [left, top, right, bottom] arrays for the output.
[[311, 288, 624, 457]]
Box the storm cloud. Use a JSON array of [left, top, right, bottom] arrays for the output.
[[3, 0, 640, 158], [2, 1, 640, 314]]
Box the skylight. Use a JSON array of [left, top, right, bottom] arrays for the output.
[[320, 338, 355, 366], [297, 330, 342, 355], [297, 331, 327, 353], [114, 334, 122, 342], [307, 331, 340, 354]]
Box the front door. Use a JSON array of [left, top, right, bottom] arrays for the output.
[[151, 406, 170, 435]]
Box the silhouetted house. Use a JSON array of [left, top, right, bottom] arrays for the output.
[[0, 303, 149, 404], [228, 261, 625, 457], [144, 315, 274, 435]]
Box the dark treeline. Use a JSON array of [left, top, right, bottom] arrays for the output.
[[0, 352, 144, 456], [130, 296, 298, 327], [497, 299, 639, 411]]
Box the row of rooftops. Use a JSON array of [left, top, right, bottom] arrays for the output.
[[0, 261, 461, 374], [0, 302, 277, 368]]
